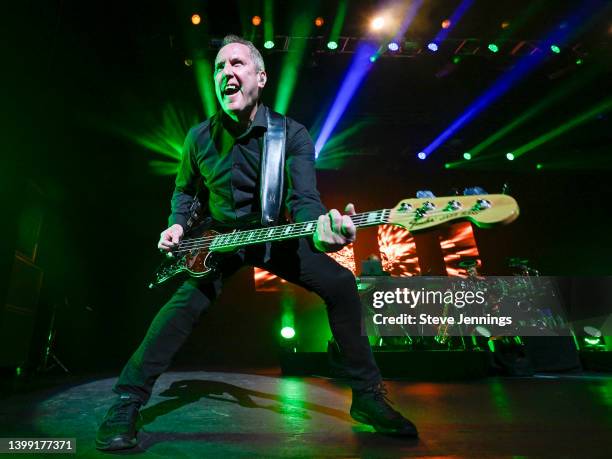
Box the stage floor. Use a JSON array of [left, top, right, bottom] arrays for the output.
[[2, 370, 611, 457]]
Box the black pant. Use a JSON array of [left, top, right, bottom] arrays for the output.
[[114, 238, 382, 404]]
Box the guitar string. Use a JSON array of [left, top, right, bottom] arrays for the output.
[[172, 206, 478, 253], [174, 209, 402, 252], [172, 210, 393, 250], [170, 206, 479, 255]]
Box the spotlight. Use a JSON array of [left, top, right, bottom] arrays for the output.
[[315, 16, 324, 27], [417, 152, 427, 160], [184, 58, 193, 67], [463, 152, 472, 160], [387, 41, 399, 52], [506, 152, 515, 161], [488, 43, 499, 53], [550, 44, 561, 54], [453, 56, 461, 64], [369, 54, 378, 63], [501, 21, 510, 29], [191, 14, 201, 25], [444, 163, 451, 169], [281, 326, 296, 339], [264, 40, 275, 49], [441, 19, 451, 29], [427, 42, 438, 52], [252, 15, 262, 26], [576, 58, 583, 65], [327, 41, 338, 50], [371, 16, 385, 31], [583, 326, 605, 348], [536, 163, 543, 170]]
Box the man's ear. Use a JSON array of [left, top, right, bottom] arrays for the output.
[[258, 71, 267, 88]]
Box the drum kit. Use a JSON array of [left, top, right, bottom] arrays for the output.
[[367, 256, 565, 351]]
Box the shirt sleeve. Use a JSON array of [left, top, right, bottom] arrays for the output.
[[284, 123, 327, 223], [168, 127, 201, 230]]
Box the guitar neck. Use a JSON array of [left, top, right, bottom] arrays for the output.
[[210, 209, 390, 251]]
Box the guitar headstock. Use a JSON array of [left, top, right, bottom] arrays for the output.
[[388, 194, 519, 231]]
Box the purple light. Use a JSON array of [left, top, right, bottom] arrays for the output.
[[392, 0, 423, 42], [388, 42, 399, 52], [427, 42, 438, 52], [433, 0, 475, 44], [314, 42, 378, 157], [417, 152, 426, 160], [421, 2, 605, 158]]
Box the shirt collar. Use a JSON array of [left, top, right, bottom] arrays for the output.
[[213, 104, 268, 138]]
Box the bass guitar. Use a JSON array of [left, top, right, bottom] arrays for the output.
[[150, 194, 519, 287]]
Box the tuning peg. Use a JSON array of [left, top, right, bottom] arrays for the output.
[[416, 190, 436, 198], [463, 186, 488, 195]]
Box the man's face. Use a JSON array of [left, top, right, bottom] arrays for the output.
[[214, 43, 266, 118]]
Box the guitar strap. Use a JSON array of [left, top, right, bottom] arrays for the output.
[[260, 108, 286, 227]]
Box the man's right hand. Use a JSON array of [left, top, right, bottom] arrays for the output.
[[158, 224, 184, 252]]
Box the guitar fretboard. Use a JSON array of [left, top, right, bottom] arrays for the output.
[[208, 209, 391, 250]]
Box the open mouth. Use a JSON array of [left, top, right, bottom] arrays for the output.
[[223, 83, 240, 96]]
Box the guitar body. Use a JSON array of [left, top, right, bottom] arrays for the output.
[[152, 226, 234, 286]]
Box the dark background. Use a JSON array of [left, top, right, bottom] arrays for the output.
[[2, 0, 611, 373]]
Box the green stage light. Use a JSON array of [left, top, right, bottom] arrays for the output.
[[550, 44, 561, 54], [488, 43, 499, 53], [463, 64, 602, 159], [444, 163, 451, 169], [576, 58, 583, 65], [536, 163, 543, 170], [453, 56, 461, 64], [274, 11, 313, 114], [463, 152, 472, 160], [506, 152, 515, 161], [512, 97, 612, 159], [280, 326, 295, 339], [328, 0, 347, 54], [264, 40, 275, 49]]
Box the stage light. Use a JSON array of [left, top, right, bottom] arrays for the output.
[[417, 152, 426, 160], [252, 15, 262, 26], [444, 163, 451, 169], [463, 152, 472, 160], [280, 326, 295, 339], [536, 163, 543, 170], [184, 59, 193, 67], [327, 41, 338, 50], [453, 56, 461, 64], [191, 14, 201, 25], [264, 40, 275, 49], [388, 41, 399, 52], [427, 42, 438, 52], [551, 44, 561, 53], [369, 55, 377, 63], [314, 42, 378, 156], [371, 16, 385, 31], [576, 58, 583, 65], [442, 19, 451, 29], [583, 326, 604, 348], [315, 16, 324, 27], [506, 152, 515, 161], [501, 21, 510, 29], [488, 43, 499, 53]]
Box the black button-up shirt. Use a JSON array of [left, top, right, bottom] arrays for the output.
[[168, 104, 327, 230]]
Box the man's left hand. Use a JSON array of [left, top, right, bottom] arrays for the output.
[[313, 203, 357, 252]]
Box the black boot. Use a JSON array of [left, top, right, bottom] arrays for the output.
[[350, 382, 418, 437], [95, 393, 142, 451]]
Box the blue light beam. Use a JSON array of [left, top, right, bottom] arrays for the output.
[[421, 1, 605, 159]]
